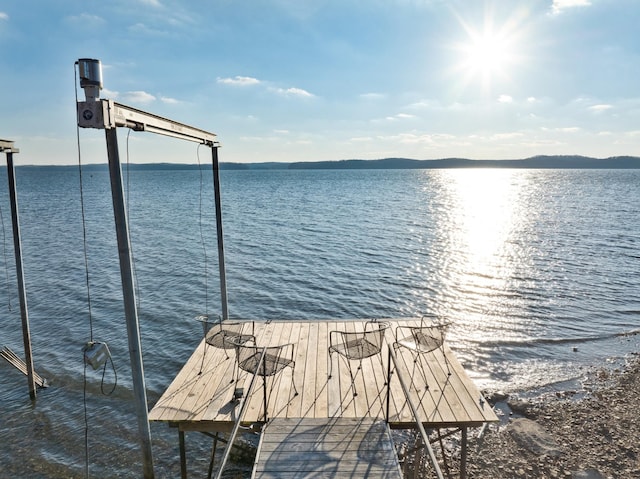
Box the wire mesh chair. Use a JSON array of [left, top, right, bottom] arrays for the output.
[[395, 315, 451, 378], [328, 320, 389, 397], [196, 315, 255, 356], [195, 315, 255, 376], [234, 342, 298, 422]]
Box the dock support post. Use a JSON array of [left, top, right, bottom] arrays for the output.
[[105, 128, 155, 479], [6, 149, 37, 400], [179, 429, 187, 479], [210, 145, 228, 320], [460, 426, 468, 479]]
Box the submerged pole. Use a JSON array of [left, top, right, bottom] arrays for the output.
[[211, 145, 228, 320], [5, 150, 37, 400], [105, 128, 155, 479]]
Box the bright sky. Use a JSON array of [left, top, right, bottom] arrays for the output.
[[1, 0, 639, 165]]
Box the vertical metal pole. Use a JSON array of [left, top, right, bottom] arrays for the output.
[[460, 426, 468, 479], [179, 430, 187, 479], [6, 151, 37, 400], [105, 128, 155, 479], [210, 145, 228, 320]]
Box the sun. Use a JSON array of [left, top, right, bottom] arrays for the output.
[[449, 7, 527, 96], [462, 31, 511, 76]]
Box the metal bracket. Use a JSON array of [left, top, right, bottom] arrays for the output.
[[0, 139, 19, 153], [77, 99, 218, 146]]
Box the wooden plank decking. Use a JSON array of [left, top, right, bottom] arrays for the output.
[[252, 417, 403, 479], [149, 319, 497, 431]]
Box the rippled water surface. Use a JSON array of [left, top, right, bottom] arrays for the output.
[[1, 166, 638, 477]]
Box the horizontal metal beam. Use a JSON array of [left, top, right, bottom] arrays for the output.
[[77, 99, 217, 146]]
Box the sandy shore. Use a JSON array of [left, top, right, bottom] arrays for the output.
[[457, 355, 640, 479]]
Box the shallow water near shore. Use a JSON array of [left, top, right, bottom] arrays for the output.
[[0, 166, 638, 477]]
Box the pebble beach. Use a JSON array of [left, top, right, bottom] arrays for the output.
[[459, 356, 640, 479]]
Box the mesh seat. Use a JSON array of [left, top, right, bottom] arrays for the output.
[[328, 320, 389, 397], [329, 335, 383, 360], [195, 315, 255, 376], [395, 315, 451, 378], [196, 315, 255, 353], [237, 345, 295, 377], [234, 343, 298, 421], [205, 323, 255, 352]]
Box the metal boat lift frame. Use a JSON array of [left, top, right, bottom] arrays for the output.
[[0, 139, 38, 400], [76, 62, 228, 479]]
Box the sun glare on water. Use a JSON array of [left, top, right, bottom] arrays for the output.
[[435, 169, 539, 343]]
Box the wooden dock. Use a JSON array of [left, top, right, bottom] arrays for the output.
[[149, 319, 498, 477]]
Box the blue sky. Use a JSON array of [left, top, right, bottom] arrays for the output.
[[1, 0, 639, 165]]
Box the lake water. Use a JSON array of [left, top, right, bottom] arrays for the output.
[[1, 166, 638, 477]]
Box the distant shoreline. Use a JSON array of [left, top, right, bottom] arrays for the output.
[[12, 155, 640, 170]]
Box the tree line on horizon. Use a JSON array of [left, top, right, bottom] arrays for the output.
[[13, 155, 640, 170]]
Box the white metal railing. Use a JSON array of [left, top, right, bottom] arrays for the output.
[[213, 347, 266, 479], [386, 345, 445, 479]]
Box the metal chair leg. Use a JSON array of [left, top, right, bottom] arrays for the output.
[[348, 359, 360, 397], [328, 350, 334, 379]]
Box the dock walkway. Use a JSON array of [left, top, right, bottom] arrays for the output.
[[149, 319, 498, 477], [253, 417, 402, 478]]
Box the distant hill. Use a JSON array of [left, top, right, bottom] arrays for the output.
[[18, 155, 640, 170], [225, 155, 640, 170]]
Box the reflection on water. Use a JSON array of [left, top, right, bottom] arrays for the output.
[[423, 170, 541, 344], [412, 169, 640, 392], [446, 169, 520, 260]]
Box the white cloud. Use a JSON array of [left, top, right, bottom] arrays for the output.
[[120, 91, 156, 104], [66, 13, 105, 25], [160, 96, 180, 104], [271, 87, 315, 98], [386, 113, 416, 121], [101, 88, 119, 99], [588, 104, 612, 113], [556, 127, 581, 133], [274, 129, 290, 134], [527, 97, 537, 103], [377, 132, 456, 145], [551, 0, 591, 15], [491, 132, 524, 140], [138, 0, 162, 6], [282, 87, 314, 98], [217, 76, 261, 86], [0, 12, 9, 20], [239, 135, 273, 142], [498, 95, 513, 103], [129, 23, 167, 36]]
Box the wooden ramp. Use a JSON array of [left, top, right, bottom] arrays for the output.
[[253, 417, 403, 479]]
